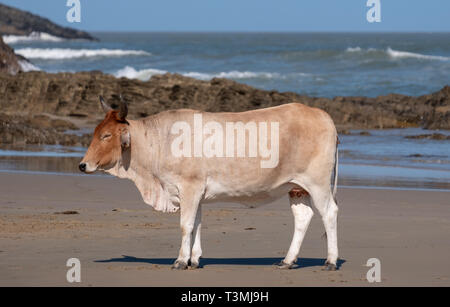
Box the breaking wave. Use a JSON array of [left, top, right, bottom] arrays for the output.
[[346, 46, 449, 61], [345, 47, 363, 53], [18, 60, 40, 72], [114, 66, 167, 80], [386, 47, 450, 61], [113, 66, 308, 82], [14, 48, 151, 60], [2, 32, 64, 44], [183, 71, 282, 80]]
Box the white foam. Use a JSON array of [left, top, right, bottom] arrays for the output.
[[346, 47, 378, 53], [114, 66, 167, 80], [386, 47, 449, 61], [18, 60, 40, 72], [180, 71, 213, 80], [220, 71, 281, 79], [346, 47, 362, 52], [345, 46, 449, 61], [183, 70, 281, 80], [3, 32, 64, 44], [15, 48, 151, 60], [113, 66, 309, 82]]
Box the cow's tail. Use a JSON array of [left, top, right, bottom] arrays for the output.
[[322, 136, 339, 241], [332, 136, 339, 200]]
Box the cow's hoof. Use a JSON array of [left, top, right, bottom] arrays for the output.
[[322, 262, 337, 271], [172, 260, 188, 270], [275, 261, 294, 270], [190, 261, 201, 269]]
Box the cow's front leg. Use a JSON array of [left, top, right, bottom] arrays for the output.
[[172, 188, 202, 270], [190, 204, 202, 268]]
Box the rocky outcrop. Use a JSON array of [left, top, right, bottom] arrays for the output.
[[0, 36, 26, 74], [405, 133, 450, 141], [0, 71, 448, 131], [0, 3, 96, 40], [0, 70, 448, 145], [0, 113, 90, 146], [417, 86, 450, 130]]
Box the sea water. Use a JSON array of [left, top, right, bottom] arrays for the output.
[[7, 32, 450, 97]]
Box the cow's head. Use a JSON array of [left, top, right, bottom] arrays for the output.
[[79, 96, 130, 173]]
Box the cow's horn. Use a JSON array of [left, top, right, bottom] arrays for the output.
[[99, 96, 112, 113], [118, 94, 128, 120]]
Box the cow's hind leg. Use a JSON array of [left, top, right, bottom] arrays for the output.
[[277, 188, 313, 269], [190, 204, 202, 269], [309, 185, 339, 271]]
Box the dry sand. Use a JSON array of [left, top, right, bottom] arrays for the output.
[[0, 172, 449, 286]]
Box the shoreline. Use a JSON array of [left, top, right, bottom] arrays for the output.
[[1, 171, 449, 286], [0, 169, 449, 192], [0, 160, 448, 191], [1, 124, 450, 191]]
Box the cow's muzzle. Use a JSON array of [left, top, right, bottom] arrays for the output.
[[79, 163, 87, 172]]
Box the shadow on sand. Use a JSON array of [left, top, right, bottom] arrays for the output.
[[95, 255, 345, 270]]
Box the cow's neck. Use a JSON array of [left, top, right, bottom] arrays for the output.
[[106, 118, 160, 180], [105, 118, 179, 212]]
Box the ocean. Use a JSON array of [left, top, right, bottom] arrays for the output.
[[5, 32, 450, 97], [2, 32, 450, 189]]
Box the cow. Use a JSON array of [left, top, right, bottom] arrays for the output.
[[79, 96, 339, 271]]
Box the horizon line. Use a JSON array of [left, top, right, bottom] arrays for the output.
[[85, 30, 450, 34]]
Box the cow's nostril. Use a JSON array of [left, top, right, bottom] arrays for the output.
[[79, 163, 86, 172]]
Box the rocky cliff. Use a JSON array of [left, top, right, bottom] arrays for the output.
[[0, 70, 448, 128], [0, 3, 96, 40], [0, 71, 449, 146], [0, 36, 26, 74]]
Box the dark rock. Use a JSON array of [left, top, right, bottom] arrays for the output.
[[54, 211, 79, 215], [0, 3, 97, 40], [405, 133, 450, 140], [0, 113, 91, 146], [0, 70, 449, 146], [50, 119, 79, 131], [359, 131, 371, 136], [337, 129, 350, 135], [335, 130, 371, 136], [0, 36, 26, 74], [1, 71, 448, 130], [408, 154, 423, 158]]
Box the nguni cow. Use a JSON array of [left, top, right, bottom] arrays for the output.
[[79, 96, 340, 270]]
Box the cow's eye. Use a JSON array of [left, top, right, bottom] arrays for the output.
[[100, 133, 112, 140]]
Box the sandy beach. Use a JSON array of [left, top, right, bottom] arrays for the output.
[[1, 0, 450, 292], [0, 171, 449, 286]]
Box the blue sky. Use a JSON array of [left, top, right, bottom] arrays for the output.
[[1, 0, 449, 32]]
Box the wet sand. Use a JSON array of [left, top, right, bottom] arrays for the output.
[[0, 172, 449, 286]]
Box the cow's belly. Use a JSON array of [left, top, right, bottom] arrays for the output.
[[203, 178, 297, 207]]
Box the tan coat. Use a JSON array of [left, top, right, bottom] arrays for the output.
[[80, 98, 340, 270]]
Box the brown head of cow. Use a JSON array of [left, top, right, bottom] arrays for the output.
[[79, 96, 130, 173]]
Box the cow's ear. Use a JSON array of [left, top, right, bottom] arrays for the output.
[[99, 96, 112, 113], [121, 128, 130, 149]]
